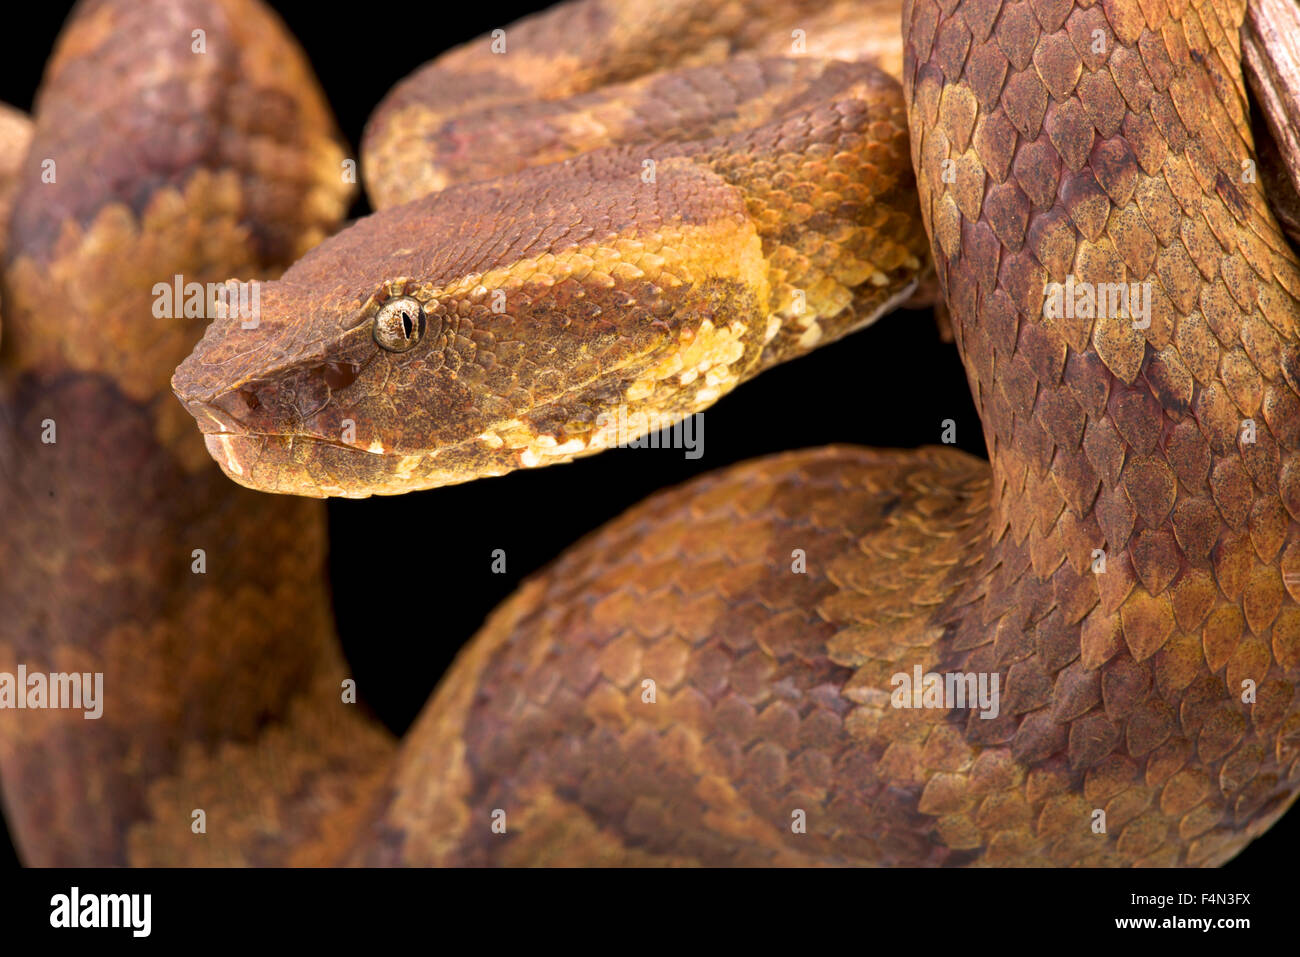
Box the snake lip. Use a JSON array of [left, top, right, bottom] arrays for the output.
[[197, 417, 387, 455], [182, 396, 380, 454], [184, 395, 244, 436]]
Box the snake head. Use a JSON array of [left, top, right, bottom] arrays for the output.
[[172, 152, 776, 497]]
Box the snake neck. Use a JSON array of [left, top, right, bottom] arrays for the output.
[[901, 0, 1300, 861], [908, 0, 1300, 597]]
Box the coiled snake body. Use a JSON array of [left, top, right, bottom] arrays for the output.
[[1, 0, 1298, 866]]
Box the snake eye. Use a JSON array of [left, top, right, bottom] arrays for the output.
[[373, 296, 425, 352]]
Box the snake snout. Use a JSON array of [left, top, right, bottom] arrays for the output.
[[178, 382, 280, 437], [182, 363, 349, 438], [184, 395, 241, 436]]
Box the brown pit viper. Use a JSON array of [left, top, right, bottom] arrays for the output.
[[0, 0, 1298, 867]]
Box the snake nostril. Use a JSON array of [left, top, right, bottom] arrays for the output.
[[207, 381, 275, 429]]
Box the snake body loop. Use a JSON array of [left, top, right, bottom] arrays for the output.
[[1, 0, 1298, 866]]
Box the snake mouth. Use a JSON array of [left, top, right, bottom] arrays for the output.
[[174, 353, 377, 451], [182, 394, 383, 456], [198, 431, 377, 499], [196, 419, 526, 499]]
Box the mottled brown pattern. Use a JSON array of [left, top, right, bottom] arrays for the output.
[[0, 103, 32, 336], [3, 0, 1299, 869], [364, 58, 891, 204], [0, 105, 30, 232], [174, 43, 928, 497], [349, 446, 992, 865], [362, 0, 910, 209], [900, 0, 1300, 862], [0, 0, 386, 866], [343, 0, 1298, 865]]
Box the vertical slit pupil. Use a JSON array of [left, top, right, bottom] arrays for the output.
[[401, 311, 413, 339]]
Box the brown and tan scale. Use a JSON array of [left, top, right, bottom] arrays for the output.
[[0, 105, 31, 272], [899, 0, 1300, 863], [361, 0, 912, 208], [2, 0, 1300, 868], [173, 46, 930, 497], [0, 0, 391, 866]]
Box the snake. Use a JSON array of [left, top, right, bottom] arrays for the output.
[[0, 0, 1297, 867]]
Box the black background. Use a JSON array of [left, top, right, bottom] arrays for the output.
[[0, 0, 1294, 877]]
